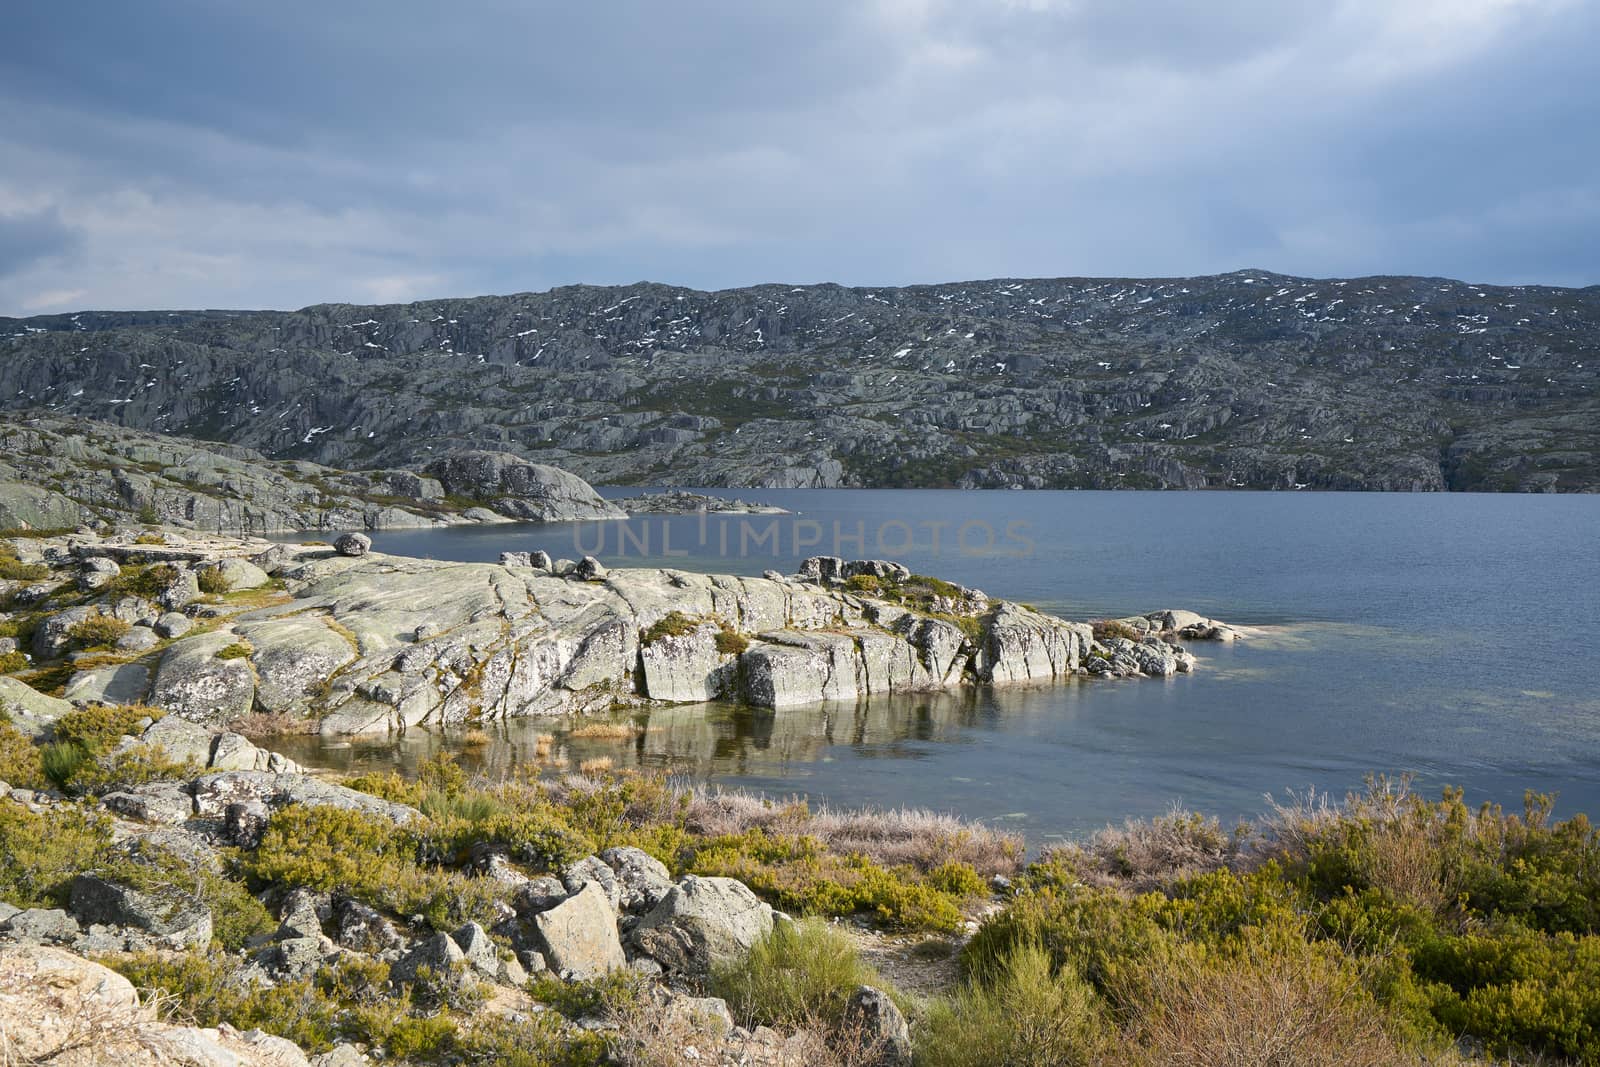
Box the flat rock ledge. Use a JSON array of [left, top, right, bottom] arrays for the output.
[[2, 529, 1242, 738]]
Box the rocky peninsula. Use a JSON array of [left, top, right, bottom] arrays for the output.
[[1, 525, 1235, 742]]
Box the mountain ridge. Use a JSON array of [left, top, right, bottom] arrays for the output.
[[4, 269, 1597, 491]]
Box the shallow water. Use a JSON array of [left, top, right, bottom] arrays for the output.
[[281, 489, 1600, 842]]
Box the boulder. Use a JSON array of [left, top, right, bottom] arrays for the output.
[[844, 986, 912, 1067], [601, 846, 674, 914], [69, 874, 213, 948], [629, 875, 774, 975], [390, 930, 466, 987], [0, 676, 74, 737], [738, 640, 830, 708], [64, 662, 151, 706], [797, 556, 845, 582], [1130, 639, 1178, 678], [978, 603, 1088, 684], [148, 632, 256, 724], [574, 555, 608, 581], [191, 770, 421, 824], [31, 606, 96, 659], [562, 855, 622, 911], [101, 782, 194, 825], [533, 881, 627, 980], [251, 935, 333, 982], [332, 897, 405, 957], [115, 627, 162, 653], [213, 556, 271, 591], [236, 616, 357, 713], [158, 568, 201, 611], [333, 532, 371, 558], [137, 715, 216, 766], [153, 612, 193, 639], [225, 800, 272, 848], [77, 556, 121, 592], [639, 623, 736, 703], [276, 888, 331, 941], [1, 908, 80, 944]]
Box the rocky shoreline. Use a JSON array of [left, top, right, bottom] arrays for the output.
[[1, 525, 1237, 741]]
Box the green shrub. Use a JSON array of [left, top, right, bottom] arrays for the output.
[[843, 574, 881, 594], [1091, 619, 1140, 641], [0, 558, 48, 581], [0, 802, 115, 907], [215, 642, 252, 660], [244, 804, 502, 931], [101, 844, 275, 951], [916, 942, 1109, 1067], [530, 970, 641, 1020], [52, 703, 161, 754], [198, 566, 231, 594], [641, 611, 700, 645], [714, 918, 891, 1032], [0, 716, 45, 789], [714, 627, 750, 655], [0, 651, 27, 673], [114, 562, 180, 599], [64, 743, 199, 796], [65, 614, 131, 651], [133, 532, 166, 545], [40, 741, 91, 790], [690, 829, 966, 932]]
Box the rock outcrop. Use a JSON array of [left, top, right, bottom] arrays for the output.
[[2, 529, 1235, 739]]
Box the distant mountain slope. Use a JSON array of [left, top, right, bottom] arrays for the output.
[[3, 269, 1596, 491]]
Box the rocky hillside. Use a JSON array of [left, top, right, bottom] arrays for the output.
[[3, 270, 1597, 491], [0, 416, 623, 533]]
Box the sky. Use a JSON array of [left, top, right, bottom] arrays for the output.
[[2, 0, 1597, 315]]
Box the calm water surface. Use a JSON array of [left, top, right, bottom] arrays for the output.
[[282, 490, 1600, 847]]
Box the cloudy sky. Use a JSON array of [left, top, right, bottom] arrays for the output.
[[2, 0, 1596, 314]]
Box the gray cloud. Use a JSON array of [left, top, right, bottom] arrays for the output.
[[0, 207, 82, 279], [1, 0, 1595, 314]]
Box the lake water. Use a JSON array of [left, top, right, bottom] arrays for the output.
[[285, 490, 1600, 847]]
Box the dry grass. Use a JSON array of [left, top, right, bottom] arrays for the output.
[[461, 729, 490, 748], [569, 721, 642, 740], [227, 710, 318, 737], [1124, 944, 1408, 1067], [685, 786, 1024, 877], [578, 756, 614, 775], [533, 733, 555, 759], [1041, 806, 1252, 892]]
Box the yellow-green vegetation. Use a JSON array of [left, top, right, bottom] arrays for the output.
[[0, 709, 46, 788], [111, 951, 605, 1065], [133, 532, 166, 545], [0, 539, 50, 581], [1092, 618, 1141, 641], [687, 829, 977, 932], [197, 565, 231, 594], [714, 623, 750, 655], [714, 918, 894, 1032], [0, 802, 114, 906], [917, 942, 1110, 1067], [26, 703, 193, 795], [0, 650, 27, 673], [339, 761, 1009, 934], [640, 610, 701, 644], [65, 613, 131, 651], [113, 562, 180, 599], [53, 703, 162, 752], [946, 778, 1600, 1066], [215, 641, 252, 660]]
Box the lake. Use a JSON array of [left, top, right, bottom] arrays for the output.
[[281, 489, 1600, 848]]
